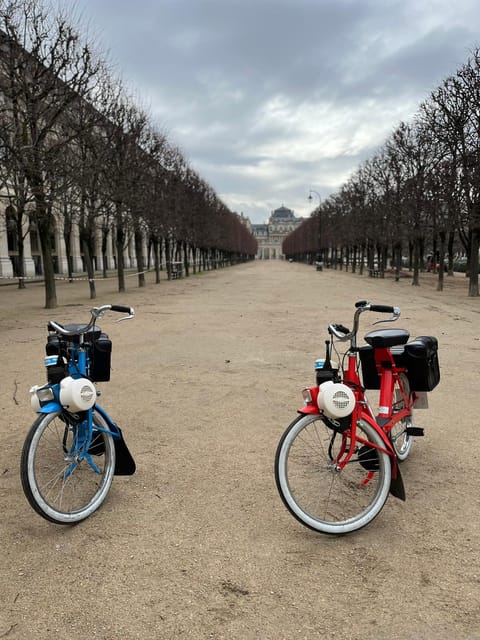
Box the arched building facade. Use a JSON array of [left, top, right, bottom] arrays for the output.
[[251, 205, 303, 260], [0, 202, 144, 282]]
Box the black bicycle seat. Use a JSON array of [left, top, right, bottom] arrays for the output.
[[364, 328, 410, 348]]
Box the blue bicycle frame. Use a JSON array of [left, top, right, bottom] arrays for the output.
[[37, 337, 128, 476]]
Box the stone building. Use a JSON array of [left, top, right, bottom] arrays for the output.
[[251, 205, 303, 259], [0, 208, 142, 282]]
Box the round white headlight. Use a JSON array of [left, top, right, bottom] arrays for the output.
[[317, 381, 355, 419], [59, 376, 96, 412]]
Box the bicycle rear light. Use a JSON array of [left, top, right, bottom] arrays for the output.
[[317, 381, 355, 419]]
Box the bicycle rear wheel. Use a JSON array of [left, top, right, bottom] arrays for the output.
[[21, 409, 115, 524], [275, 414, 391, 535], [390, 373, 413, 461]]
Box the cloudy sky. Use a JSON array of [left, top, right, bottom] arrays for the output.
[[74, 0, 480, 224]]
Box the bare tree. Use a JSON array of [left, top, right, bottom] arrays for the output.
[[0, 143, 34, 288], [420, 53, 480, 296], [0, 0, 105, 307]]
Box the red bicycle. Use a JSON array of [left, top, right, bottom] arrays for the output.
[[274, 300, 440, 535]]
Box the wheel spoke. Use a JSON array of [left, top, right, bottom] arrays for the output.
[[275, 414, 391, 534], [21, 410, 115, 524]]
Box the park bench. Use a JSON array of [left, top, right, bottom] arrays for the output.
[[169, 261, 183, 279]]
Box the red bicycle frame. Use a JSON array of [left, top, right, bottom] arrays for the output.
[[299, 348, 407, 499]]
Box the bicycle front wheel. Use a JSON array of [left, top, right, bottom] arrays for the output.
[[275, 414, 391, 535], [21, 409, 115, 524]]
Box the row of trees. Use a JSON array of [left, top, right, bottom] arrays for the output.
[[284, 47, 480, 296], [0, 0, 256, 308]]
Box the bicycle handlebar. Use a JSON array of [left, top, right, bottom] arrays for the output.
[[110, 305, 133, 314], [48, 304, 135, 336], [369, 304, 396, 314], [328, 301, 400, 346]]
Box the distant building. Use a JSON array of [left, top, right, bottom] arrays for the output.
[[251, 205, 303, 259]]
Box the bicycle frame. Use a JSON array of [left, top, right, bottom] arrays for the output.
[[298, 342, 407, 500], [22, 304, 136, 525], [36, 337, 121, 476], [299, 360, 395, 456], [275, 301, 441, 534]]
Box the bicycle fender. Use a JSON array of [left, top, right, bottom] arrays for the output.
[[37, 401, 63, 413], [298, 405, 320, 415], [298, 386, 320, 415], [111, 428, 136, 476], [356, 411, 406, 501], [95, 405, 136, 476], [389, 464, 406, 501]]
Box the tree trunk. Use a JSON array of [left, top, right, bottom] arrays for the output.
[[63, 214, 73, 282], [412, 238, 420, 286], [81, 232, 96, 299], [165, 236, 172, 280], [17, 219, 26, 290], [102, 228, 108, 278], [116, 225, 126, 292], [134, 227, 145, 287], [468, 228, 479, 297], [447, 230, 455, 276], [359, 245, 365, 275], [183, 241, 189, 277], [37, 213, 57, 308], [394, 242, 402, 282], [153, 237, 160, 284], [437, 231, 446, 292]]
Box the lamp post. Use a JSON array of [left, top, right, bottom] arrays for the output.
[[308, 190, 323, 266]]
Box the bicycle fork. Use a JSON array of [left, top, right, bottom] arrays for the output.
[[62, 411, 104, 476]]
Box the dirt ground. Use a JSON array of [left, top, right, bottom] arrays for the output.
[[0, 260, 479, 640]]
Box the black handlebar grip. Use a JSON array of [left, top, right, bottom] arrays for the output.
[[369, 304, 395, 313], [110, 305, 131, 313]]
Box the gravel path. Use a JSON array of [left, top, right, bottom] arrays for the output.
[[0, 260, 478, 639]]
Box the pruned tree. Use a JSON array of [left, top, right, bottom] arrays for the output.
[[420, 51, 480, 296], [0, 0, 105, 307]]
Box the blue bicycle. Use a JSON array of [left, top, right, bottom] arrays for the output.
[[21, 304, 136, 524]]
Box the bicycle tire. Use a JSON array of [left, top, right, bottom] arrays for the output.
[[20, 409, 115, 524], [275, 414, 391, 535], [390, 372, 414, 461]]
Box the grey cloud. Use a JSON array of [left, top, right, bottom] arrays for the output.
[[77, 0, 480, 222]]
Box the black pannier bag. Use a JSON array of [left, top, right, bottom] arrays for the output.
[[358, 346, 382, 389], [89, 333, 112, 382], [359, 336, 440, 391], [46, 334, 67, 358], [403, 336, 440, 391], [45, 336, 68, 383]]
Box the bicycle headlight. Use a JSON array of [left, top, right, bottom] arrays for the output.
[[317, 381, 355, 419], [59, 376, 96, 413], [30, 384, 54, 412]]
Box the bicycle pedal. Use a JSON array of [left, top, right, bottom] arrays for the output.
[[406, 427, 424, 436]]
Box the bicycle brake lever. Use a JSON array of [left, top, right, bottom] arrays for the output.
[[115, 309, 135, 323], [372, 306, 401, 325]]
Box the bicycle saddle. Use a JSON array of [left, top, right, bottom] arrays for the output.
[[364, 328, 410, 348]]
